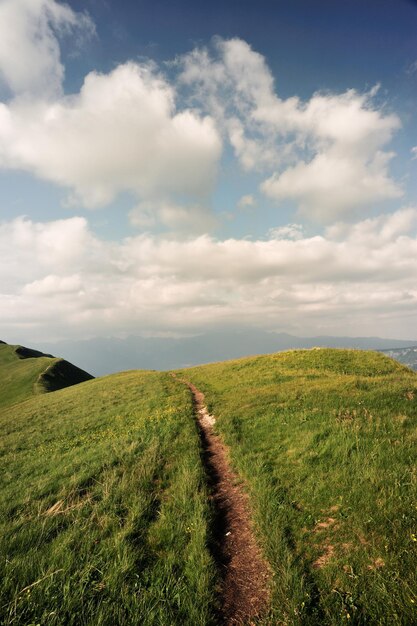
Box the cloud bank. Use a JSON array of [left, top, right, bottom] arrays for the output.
[[0, 1, 414, 345], [1, 208, 417, 342]]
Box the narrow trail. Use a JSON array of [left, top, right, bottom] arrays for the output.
[[173, 375, 271, 625]]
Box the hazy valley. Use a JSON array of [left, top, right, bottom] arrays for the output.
[[34, 331, 417, 377]]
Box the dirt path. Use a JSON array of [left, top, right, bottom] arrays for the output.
[[174, 375, 271, 625]]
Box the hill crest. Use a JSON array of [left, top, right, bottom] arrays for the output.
[[0, 341, 93, 409]]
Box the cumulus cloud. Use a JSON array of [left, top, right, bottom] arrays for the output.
[[261, 149, 401, 220], [0, 63, 221, 209], [1, 209, 417, 341], [179, 38, 402, 220], [0, 6, 413, 346], [23, 274, 83, 296], [0, 215, 93, 287], [0, 14, 403, 227], [0, 1, 221, 228], [0, 0, 410, 361], [0, 4, 405, 229], [0, 0, 94, 97]]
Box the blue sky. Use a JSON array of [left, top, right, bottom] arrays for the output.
[[0, 0, 416, 344]]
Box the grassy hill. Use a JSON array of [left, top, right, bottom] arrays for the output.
[[0, 346, 416, 625], [0, 342, 94, 409], [180, 349, 417, 625], [0, 370, 216, 626]]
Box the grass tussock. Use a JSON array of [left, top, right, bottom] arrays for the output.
[[180, 349, 417, 625]]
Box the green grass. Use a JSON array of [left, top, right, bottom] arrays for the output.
[[0, 343, 92, 409], [180, 349, 417, 625], [0, 343, 55, 409], [2, 346, 416, 625], [0, 370, 217, 626]]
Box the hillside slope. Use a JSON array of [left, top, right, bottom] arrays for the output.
[[0, 342, 93, 409], [179, 349, 417, 625], [1, 347, 416, 625], [0, 370, 216, 626]]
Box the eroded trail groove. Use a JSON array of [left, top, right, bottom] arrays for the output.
[[175, 375, 271, 625]]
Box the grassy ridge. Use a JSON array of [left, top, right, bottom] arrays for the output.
[[35, 358, 94, 393], [0, 371, 216, 626], [0, 343, 93, 409], [0, 343, 54, 409], [181, 349, 417, 625]]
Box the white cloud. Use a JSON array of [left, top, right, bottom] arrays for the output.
[[261, 149, 401, 220], [411, 146, 417, 160], [237, 194, 256, 210], [0, 0, 409, 348], [0, 215, 93, 283], [179, 38, 402, 220], [0, 10, 413, 346], [1, 209, 417, 341], [0, 15, 405, 228], [406, 60, 417, 75], [23, 274, 83, 296], [129, 200, 217, 233], [0, 2, 221, 225], [325, 206, 417, 246], [0, 0, 94, 97], [0, 62, 222, 209], [269, 223, 303, 240]]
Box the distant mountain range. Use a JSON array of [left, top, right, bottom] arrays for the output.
[[34, 330, 417, 376], [380, 346, 417, 372]]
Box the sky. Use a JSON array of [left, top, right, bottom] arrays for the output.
[[0, 0, 417, 345]]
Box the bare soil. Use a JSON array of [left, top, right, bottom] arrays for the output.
[[175, 376, 271, 625]]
